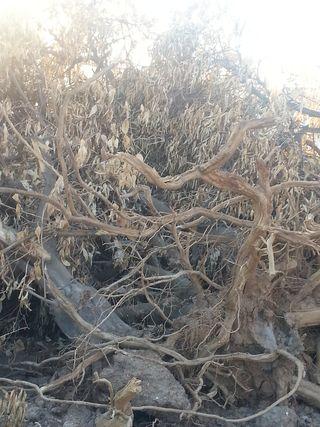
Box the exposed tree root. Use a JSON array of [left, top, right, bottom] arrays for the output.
[[0, 5, 320, 424]]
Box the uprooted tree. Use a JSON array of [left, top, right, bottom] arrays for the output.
[[0, 1, 320, 425]]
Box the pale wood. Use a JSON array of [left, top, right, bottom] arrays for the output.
[[286, 309, 320, 328], [293, 377, 320, 410]]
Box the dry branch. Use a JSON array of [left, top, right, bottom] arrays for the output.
[[286, 309, 320, 328], [1, 6, 320, 423], [294, 378, 320, 410]]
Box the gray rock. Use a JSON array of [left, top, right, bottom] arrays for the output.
[[255, 406, 298, 427], [100, 350, 190, 409], [62, 405, 95, 427], [250, 318, 277, 351], [25, 405, 63, 426]]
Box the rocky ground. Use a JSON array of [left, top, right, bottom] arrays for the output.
[[22, 397, 320, 426]]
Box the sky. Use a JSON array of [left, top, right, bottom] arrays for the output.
[[1, 0, 320, 89], [230, 0, 320, 90]]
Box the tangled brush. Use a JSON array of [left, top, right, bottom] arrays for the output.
[[0, 1, 319, 424]]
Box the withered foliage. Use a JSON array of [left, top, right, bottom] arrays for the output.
[[0, 1, 319, 424]]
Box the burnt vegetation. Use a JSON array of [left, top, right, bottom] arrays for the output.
[[0, 1, 320, 426]]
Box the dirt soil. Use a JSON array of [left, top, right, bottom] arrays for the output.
[[0, 335, 319, 427]]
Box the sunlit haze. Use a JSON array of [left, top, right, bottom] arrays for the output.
[[1, 0, 320, 89]]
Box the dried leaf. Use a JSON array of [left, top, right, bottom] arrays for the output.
[[1, 123, 8, 155], [31, 139, 45, 173], [111, 123, 117, 135], [82, 247, 89, 261], [143, 109, 150, 124], [58, 219, 69, 229], [3, 123, 8, 144], [123, 134, 131, 150], [52, 176, 64, 195], [89, 104, 98, 117], [75, 139, 89, 168], [17, 230, 26, 239], [34, 121, 41, 134], [47, 176, 64, 216], [14, 339, 25, 353], [106, 136, 118, 153], [20, 180, 32, 190], [16, 203, 21, 220], [108, 87, 116, 104], [35, 225, 42, 241], [34, 262, 42, 280], [121, 118, 129, 135]]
